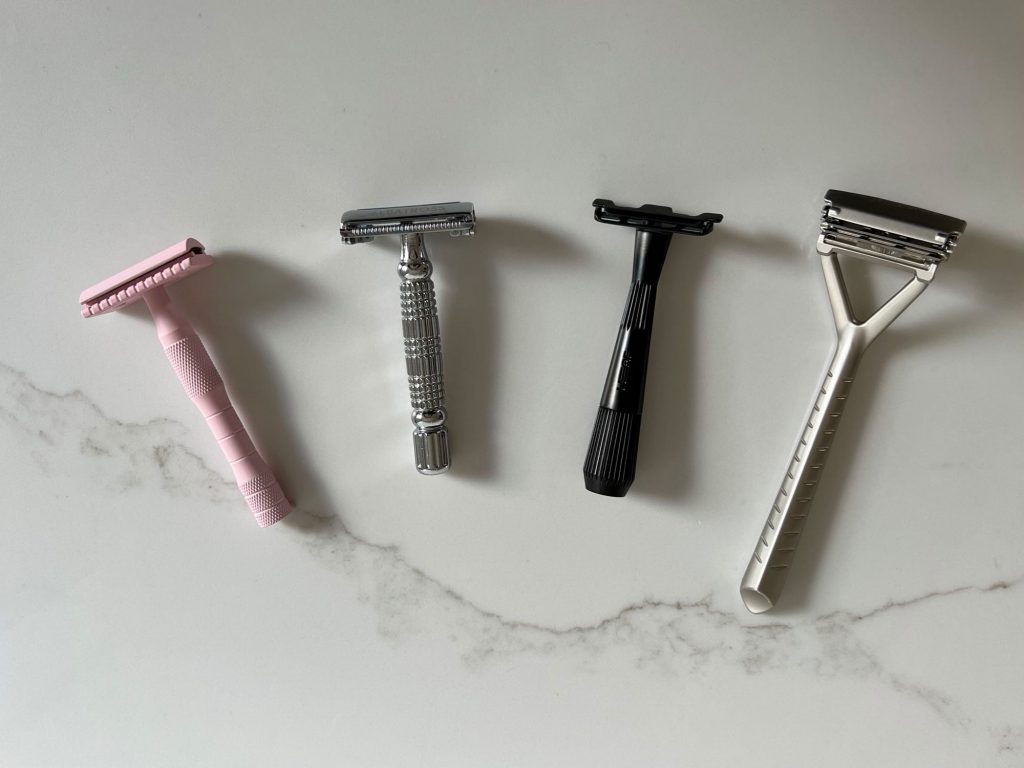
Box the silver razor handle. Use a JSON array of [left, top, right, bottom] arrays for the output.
[[741, 246, 934, 612], [741, 334, 862, 613], [399, 233, 450, 474]]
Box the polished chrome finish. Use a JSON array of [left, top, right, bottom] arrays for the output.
[[340, 202, 475, 244], [399, 233, 449, 474], [741, 191, 965, 613], [341, 203, 475, 474]]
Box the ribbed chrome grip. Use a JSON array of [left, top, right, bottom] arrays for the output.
[[399, 233, 450, 474], [402, 279, 445, 412]]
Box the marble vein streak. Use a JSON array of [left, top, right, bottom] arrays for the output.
[[4, 361, 1022, 761]]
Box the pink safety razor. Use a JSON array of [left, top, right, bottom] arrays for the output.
[[79, 238, 291, 527]]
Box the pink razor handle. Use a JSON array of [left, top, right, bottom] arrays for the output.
[[145, 289, 290, 526], [79, 239, 290, 527]]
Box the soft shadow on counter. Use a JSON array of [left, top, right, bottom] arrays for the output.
[[772, 230, 1024, 614], [440, 217, 581, 482], [629, 227, 799, 504]]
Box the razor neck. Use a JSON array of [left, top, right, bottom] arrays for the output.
[[818, 241, 936, 350], [631, 229, 673, 285], [398, 233, 433, 281], [143, 287, 194, 346]]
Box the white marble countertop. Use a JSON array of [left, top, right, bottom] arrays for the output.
[[3, 1, 1024, 765]]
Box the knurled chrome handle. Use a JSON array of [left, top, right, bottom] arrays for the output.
[[401, 277, 445, 413], [399, 234, 449, 474]]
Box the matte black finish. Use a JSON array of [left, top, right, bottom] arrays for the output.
[[593, 199, 723, 235], [583, 199, 722, 497]]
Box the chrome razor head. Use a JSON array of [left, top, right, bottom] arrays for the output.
[[820, 189, 966, 270], [340, 202, 476, 244]]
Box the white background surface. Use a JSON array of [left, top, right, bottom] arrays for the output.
[[3, 1, 1024, 765]]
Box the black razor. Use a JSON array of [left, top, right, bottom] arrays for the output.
[[583, 198, 723, 497]]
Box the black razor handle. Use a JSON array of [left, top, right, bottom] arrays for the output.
[[584, 230, 671, 497]]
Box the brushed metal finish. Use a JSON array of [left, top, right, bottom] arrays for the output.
[[740, 238, 936, 613]]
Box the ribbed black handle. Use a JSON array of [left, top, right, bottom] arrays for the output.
[[584, 407, 642, 496], [583, 202, 721, 496], [584, 231, 667, 497]]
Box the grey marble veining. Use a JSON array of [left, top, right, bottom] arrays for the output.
[[4, 1, 1024, 764], [4, 359, 1022, 763]]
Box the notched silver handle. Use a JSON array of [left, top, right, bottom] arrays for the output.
[[740, 248, 935, 613], [399, 233, 450, 474], [741, 340, 859, 612]]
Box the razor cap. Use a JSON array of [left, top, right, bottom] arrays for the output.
[[593, 199, 723, 236], [822, 190, 965, 264], [340, 202, 475, 244], [79, 238, 211, 317]]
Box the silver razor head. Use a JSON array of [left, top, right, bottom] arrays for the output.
[[340, 202, 476, 244], [820, 190, 966, 270]]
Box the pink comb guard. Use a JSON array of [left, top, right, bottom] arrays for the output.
[[80, 239, 291, 527]]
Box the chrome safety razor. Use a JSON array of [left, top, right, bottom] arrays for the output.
[[740, 190, 966, 613], [340, 202, 476, 474]]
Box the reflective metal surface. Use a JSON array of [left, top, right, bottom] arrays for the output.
[[341, 203, 476, 474]]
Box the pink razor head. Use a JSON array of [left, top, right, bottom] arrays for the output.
[[79, 238, 212, 317], [79, 238, 291, 528]]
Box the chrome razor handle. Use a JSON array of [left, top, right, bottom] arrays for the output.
[[399, 233, 450, 474], [741, 246, 934, 612]]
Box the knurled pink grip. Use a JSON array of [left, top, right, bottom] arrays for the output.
[[145, 289, 290, 527]]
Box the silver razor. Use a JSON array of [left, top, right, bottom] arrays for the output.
[[340, 202, 476, 474], [740, 190, 966, 613]]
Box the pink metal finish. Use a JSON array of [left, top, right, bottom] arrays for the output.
[[80, 239, 291, 527]]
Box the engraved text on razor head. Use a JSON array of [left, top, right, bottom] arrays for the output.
[[359, 205, 460, 219]]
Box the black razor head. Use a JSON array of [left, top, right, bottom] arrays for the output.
[[821, 190, 966, 266], [340, 202, 476, 244], [593, 198, 723, 236]]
